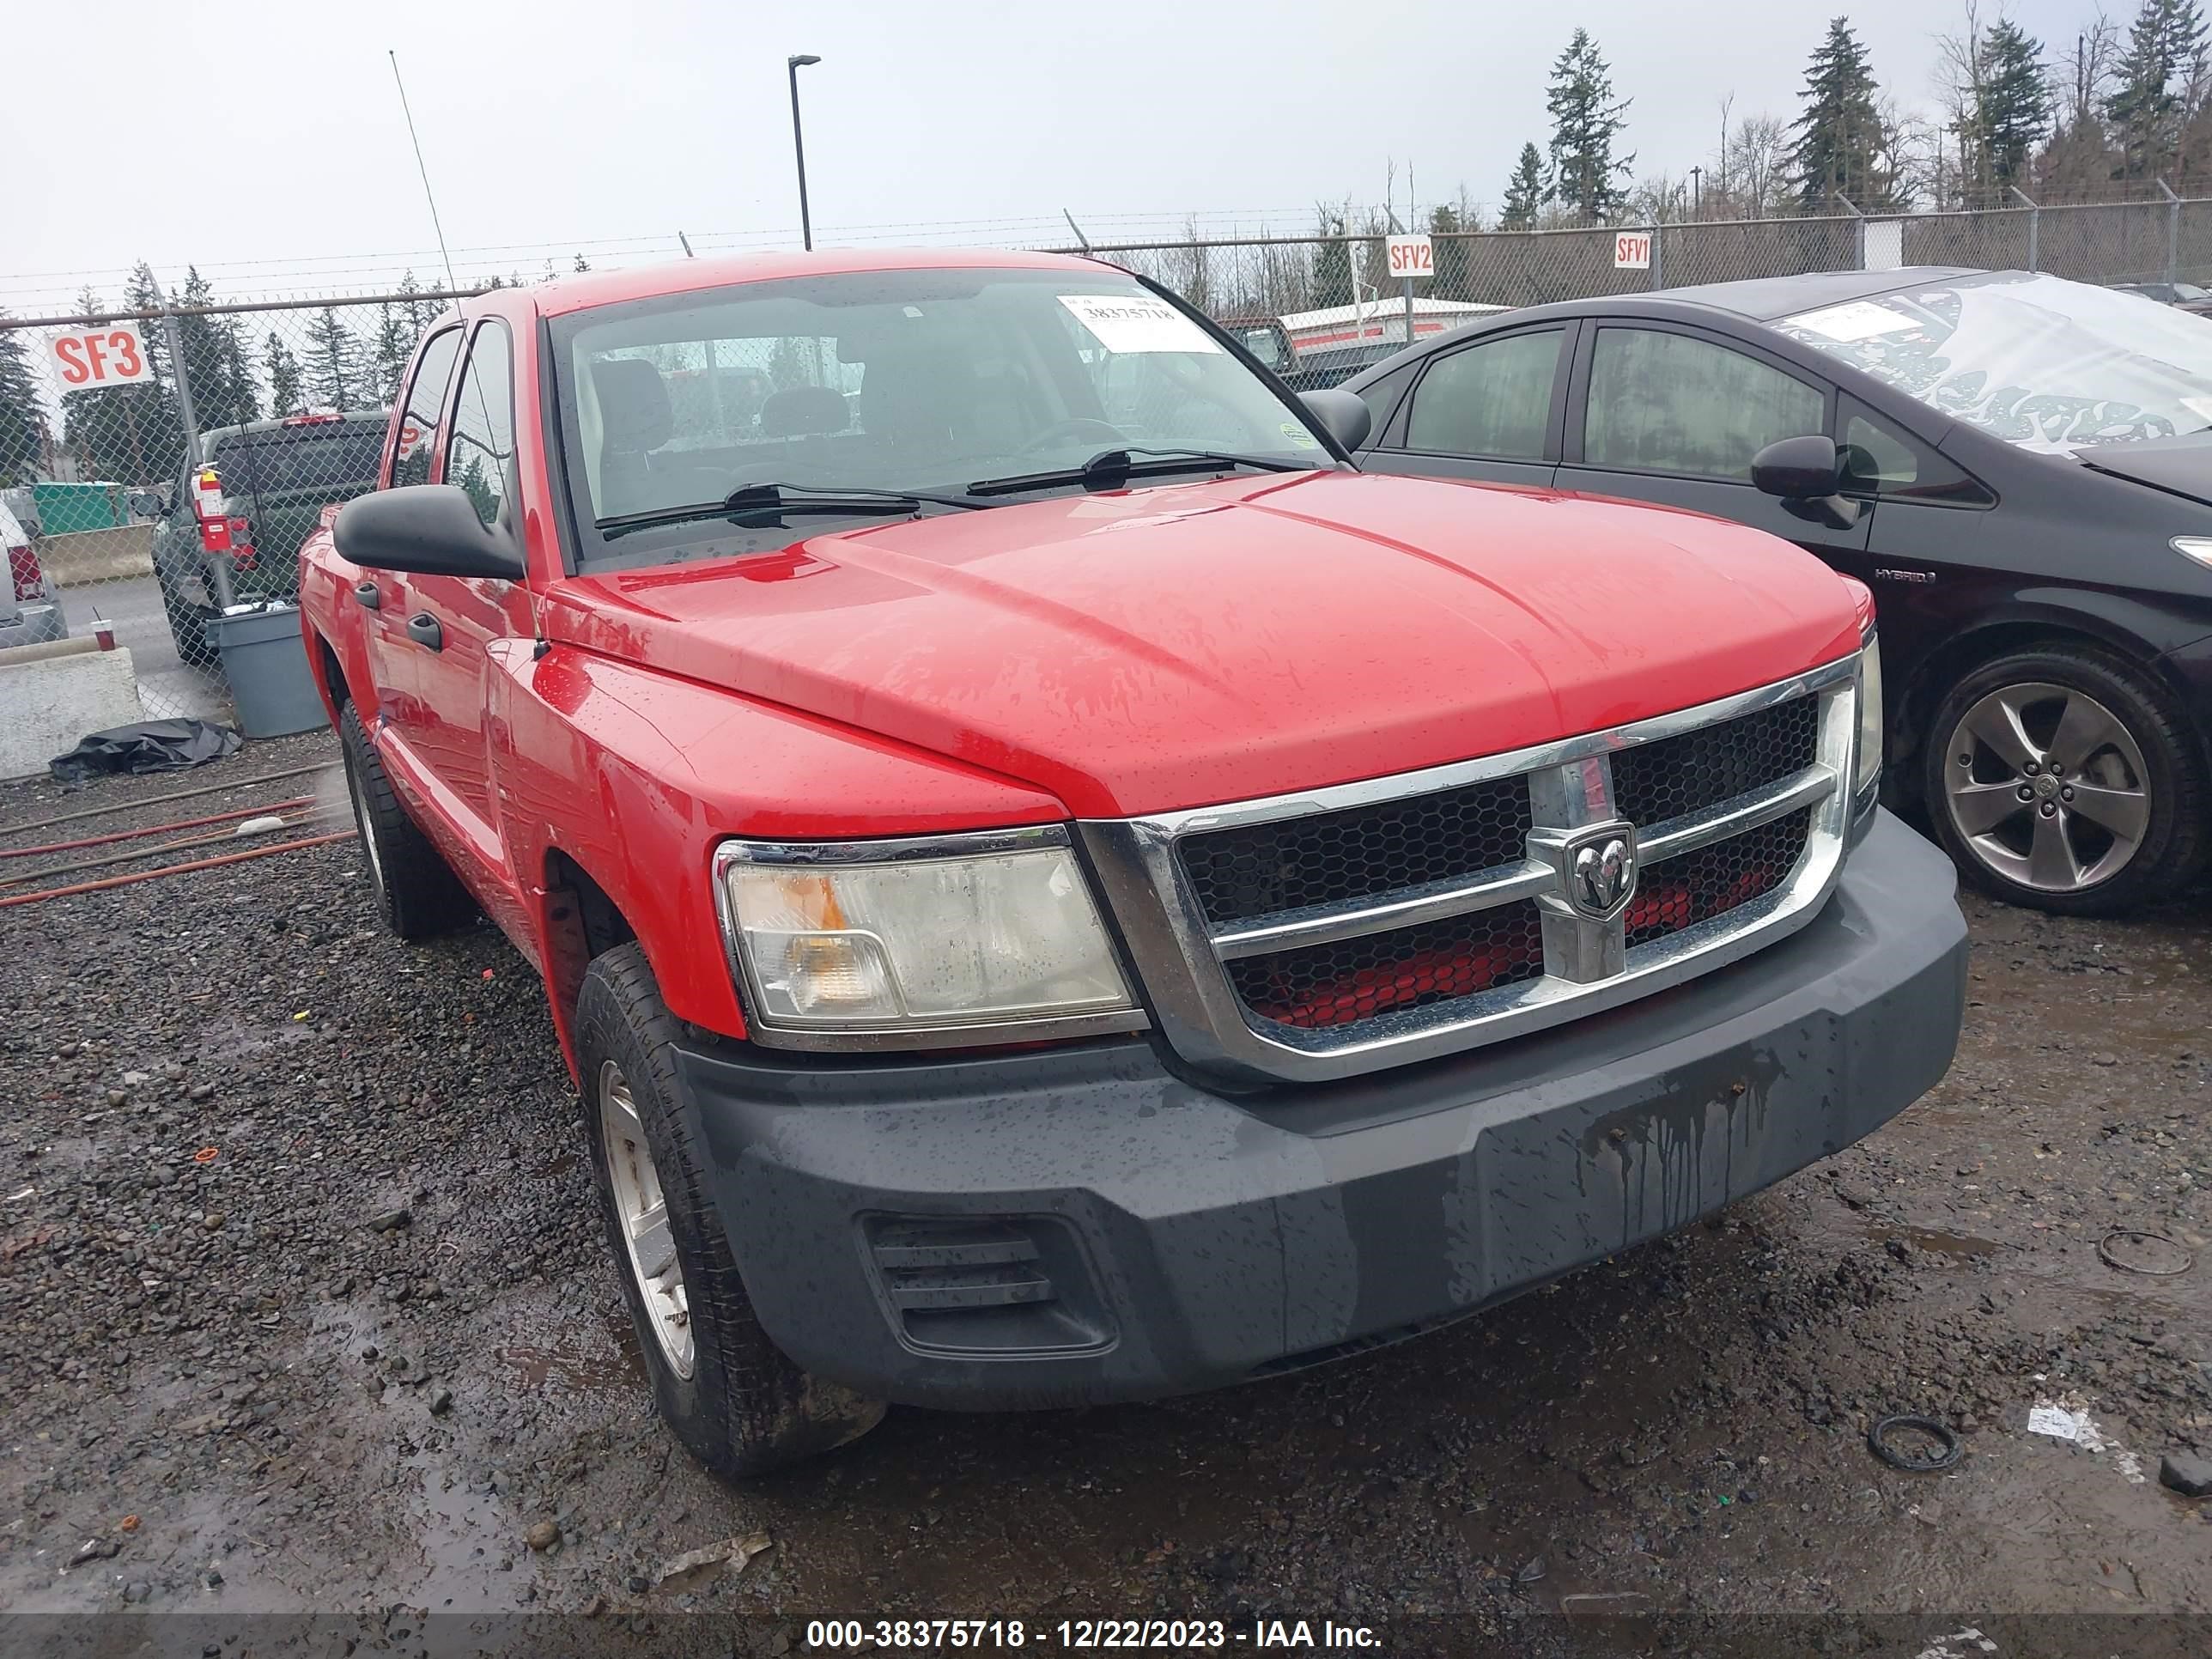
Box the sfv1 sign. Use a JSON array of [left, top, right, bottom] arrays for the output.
[[1613, 233, 1652, 270], [1386, 234, 1433, 280], [50, 322, 154, 386]]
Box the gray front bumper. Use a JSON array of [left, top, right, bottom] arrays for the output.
[[680, 811, 1966, 1409]]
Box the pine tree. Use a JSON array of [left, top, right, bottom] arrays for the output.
[[1977, 21, 2055, 188], [370, 304, 413, 404], [265, 333, 303, 417], [1788, 19, 1904, 211], [174, 267, 258, 430], [396, 270, 432, 336], [0, 318, 45, 485], [1428, 203, 1473, 299], [1545, 31, 1634, 222], [304, 308, 365, 410], [573, 252, 592, 273], [1311, 210, 1354, 308], [1501, 143, 1547, 228], [2107, 0, 2209, 180]]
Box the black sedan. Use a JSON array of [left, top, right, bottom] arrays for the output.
[[1342, 266, 2212, 915]]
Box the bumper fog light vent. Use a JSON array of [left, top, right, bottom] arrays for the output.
[[871, 1221, 1053, 1310], [864, 1215, 1115, 1357]]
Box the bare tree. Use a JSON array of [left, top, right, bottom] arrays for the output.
[[1935, 1, 1991, 204], [1718, 112, 1791, 216], [2039, 9, 2123, 196]]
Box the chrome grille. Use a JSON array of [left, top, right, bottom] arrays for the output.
[[1081, 653, 1865, 1084]]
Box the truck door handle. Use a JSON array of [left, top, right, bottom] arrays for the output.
[[354, 580, 381, 611], [406, 613, 444, 652]]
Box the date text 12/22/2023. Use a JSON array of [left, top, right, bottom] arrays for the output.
[[804, 1618, 1384, 1649]]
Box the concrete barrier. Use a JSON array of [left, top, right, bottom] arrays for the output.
[[0, 644, 144, 779], [41, 523, 156, 586]]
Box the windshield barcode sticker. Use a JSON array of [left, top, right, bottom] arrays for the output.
[[1059, 294, 1222, 355]]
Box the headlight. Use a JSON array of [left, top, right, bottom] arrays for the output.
[[714, 826, 1137, 1043], [2172, 536, 2212, 569], [1855, 635, 1884, 796]]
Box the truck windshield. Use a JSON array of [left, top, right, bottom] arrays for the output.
[[208, 422, 388, 494], [1775, 270, 2212, 454], [551, 267, 1328, 565]]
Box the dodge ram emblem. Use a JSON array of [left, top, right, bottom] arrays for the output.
[[1564, 824, 1638, 921]]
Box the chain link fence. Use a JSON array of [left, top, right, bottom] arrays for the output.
[[0, 289, 478, 728], [6, 195, 2212, 741]]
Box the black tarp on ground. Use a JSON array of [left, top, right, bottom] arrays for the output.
[[48, 719, 244, 782]]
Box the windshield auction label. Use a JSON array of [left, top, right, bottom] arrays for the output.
[[1059, 294, 1222, 354], [1786, 300, 1917, 342]]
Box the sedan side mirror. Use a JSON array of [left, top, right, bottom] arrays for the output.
[[1297, 388, 1372, 453], [1751, 434, 1844, 499], [1751, 433, 1860, 530], [335, 484, 526, 580]]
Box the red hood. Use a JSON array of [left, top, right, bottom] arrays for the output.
[[543, 472, 1865, 818]]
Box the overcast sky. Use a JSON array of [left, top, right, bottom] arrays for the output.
[[9, 0, 2094, 312]]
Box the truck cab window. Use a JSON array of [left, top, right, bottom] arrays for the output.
[[391, 328, 464, 489], [440, 324, 514, 529]]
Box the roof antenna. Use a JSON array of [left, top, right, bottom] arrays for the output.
[[678, 231, 696, 258], [1062, 210, 1091, 252], [390, 52, 459, 295]]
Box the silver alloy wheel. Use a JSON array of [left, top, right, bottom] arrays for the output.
[[1942, 680, 2151, 893], [347, 757, 386, 899], [598, 1060, 694, 1377]]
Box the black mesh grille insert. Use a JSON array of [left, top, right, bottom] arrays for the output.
[[1227, 902, 1546, 1031], [1180, 778, 1532, 925], [1612, 696, 1820, 827], [1624, 809, 1813, 949]]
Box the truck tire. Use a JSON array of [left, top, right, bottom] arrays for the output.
[[157, 564, 215, 668], [1922, 644, 2207, 915], [337, 702, 477, 939], [576, 942, 885, 1478]]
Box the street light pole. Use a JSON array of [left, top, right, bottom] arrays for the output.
[[787, 54, 821, 252]]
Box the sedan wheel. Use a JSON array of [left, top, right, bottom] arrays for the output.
[[1924, 646, 2207, 915], [1941, 681, 2150, 892]]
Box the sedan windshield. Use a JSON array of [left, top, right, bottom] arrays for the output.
[[552, 267, 1329, 565], [1775, 270, 2212, 454]]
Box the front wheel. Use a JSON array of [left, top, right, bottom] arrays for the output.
[[576, 943, 884, 1478], [1923, 645, 2208, 915]]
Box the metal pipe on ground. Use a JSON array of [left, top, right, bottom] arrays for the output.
[[0, 831, 357, 908], [0, 763, 340, 838], [2, 796, 316, 860]]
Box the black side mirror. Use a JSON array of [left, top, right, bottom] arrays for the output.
[[335, 484, 526, 580], [1751, 434, 1860, 529], [1751, 434, 1843, 499], [1297, 388, 1373, 453]]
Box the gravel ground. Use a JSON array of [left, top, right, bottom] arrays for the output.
[[3, 733, 2210, 1656]]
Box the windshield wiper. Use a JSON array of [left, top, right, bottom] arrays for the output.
[[967, 446, 1316, 497], [596, 481, 989, 538]]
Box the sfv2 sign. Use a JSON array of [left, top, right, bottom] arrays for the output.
[[50, 323, 154, 386], [1386, 234, 1433, 280], [1613, 233, 1652, 270]]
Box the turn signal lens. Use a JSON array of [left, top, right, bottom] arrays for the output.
[[1855, 637, 1885, 796], [2172, 537, 2212, 569]]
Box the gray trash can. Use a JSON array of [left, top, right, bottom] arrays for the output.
[[213, 603, 326, 739]]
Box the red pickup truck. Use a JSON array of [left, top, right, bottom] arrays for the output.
[[298, 249, 1967, 1476]]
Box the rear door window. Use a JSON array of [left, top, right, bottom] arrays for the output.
[[1404, 330, 1564, 459], [391, 327, 464, 488], [1583, 326, 1825, 480], [439, 323, 515, 529]]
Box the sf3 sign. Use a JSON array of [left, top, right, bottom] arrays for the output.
[[50, 323, 154, 387], [1385, 234, 1433, 280], [1613, 233, 1652, 270]]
